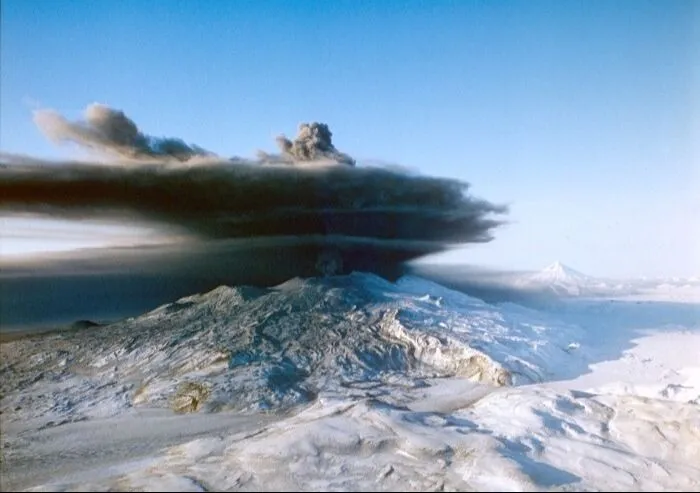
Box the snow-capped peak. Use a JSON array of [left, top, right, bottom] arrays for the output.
[[515, 261, 595, 296], [532, 261, 590, 284]]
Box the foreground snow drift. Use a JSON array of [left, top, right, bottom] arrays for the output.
[[6, 383, 700, 492], [1, 273, 699, 491]]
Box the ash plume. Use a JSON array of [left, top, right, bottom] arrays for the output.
[[33, 103, 212, 161], [265, 122, 355, 166], [1, 103, 507, 281]]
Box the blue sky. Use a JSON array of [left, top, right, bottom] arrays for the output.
[[1, 0, 698, 277]]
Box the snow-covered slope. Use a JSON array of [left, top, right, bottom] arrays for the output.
[[0, 273, 583, 425], [1, 273, 699, 492]]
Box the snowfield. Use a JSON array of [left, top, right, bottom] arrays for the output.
[[1, 269, 699, 491]]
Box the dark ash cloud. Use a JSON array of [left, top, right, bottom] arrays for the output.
[[33, 103, 213, 161], [2, 103, 507, 286], [0, 156, 506, 277]]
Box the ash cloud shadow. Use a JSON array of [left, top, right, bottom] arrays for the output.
[[0, 238, 420, 330]]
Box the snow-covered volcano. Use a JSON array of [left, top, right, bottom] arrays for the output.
[[518, 261, 601, 296], [517, 262, 700, 300], [2, 273, 699, 492], [0, 273, 580, 424], [529, 261, 590, 284]]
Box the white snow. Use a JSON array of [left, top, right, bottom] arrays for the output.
[[515, 261, 700, 301], [516, 261, 593, 295], [2, 271, 699, 492], [530, 261, 591, 284]]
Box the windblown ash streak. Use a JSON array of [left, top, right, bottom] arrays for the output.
[[33, 103, 212, 161], [0, 157, 505, 277]]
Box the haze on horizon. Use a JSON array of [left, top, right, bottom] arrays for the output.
[[1, 0, 698, 279]]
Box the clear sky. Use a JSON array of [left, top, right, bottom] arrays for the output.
[[1, 0, 698, 278]]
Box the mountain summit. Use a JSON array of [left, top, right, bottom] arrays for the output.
[[530, 261, 591, 284], [518, 261, 593, 296]]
